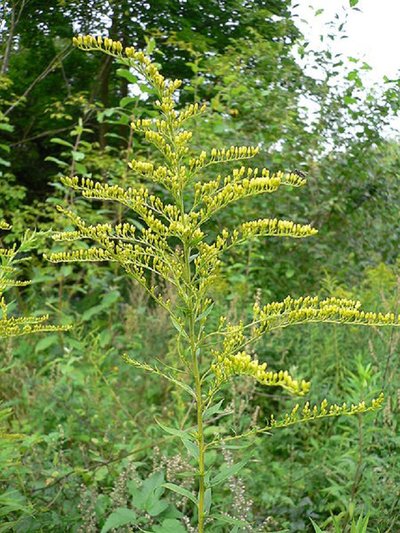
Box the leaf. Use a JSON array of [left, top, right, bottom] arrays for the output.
[[102, 290, 120, 306], [181, 437, 199, 460], [204, 487, 212, 514], [50, 137, 74, 148], [210, 458, 248, 487], [116, 68, 138, 84], [349, 0, 359, 6], [147, 498, 169, 517], [155, 420, 191, 439], [211, 513, 250, 527], [35, 334, 59, 354], [44, 156, 68, 167], [310, 518, 325, 532], [71, 150, 85, 161], [120, 96, 138, 107], [123, 356, 195, 397], [151, 519, 187, 533], [195, 303, 214, 323], [146, 37, 156, 55], [0, 123, 13, 132], [100, 508, 138, 533], [162, 483, 197, 505], [203, 399, 225, 420], [170, 315, 188, 339]]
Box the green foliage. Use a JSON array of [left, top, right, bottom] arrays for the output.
[[43, 35, 399, 531], [1, 3, 400, 531]]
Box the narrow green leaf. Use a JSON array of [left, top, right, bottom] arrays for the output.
[[204, 487, 212, 514], [310, 518, 325, 532], [211, 513, 250, 527], [162, 483, 197, 505], [44, 156, 68, 167], [181, 437, 199, 460], [50, 137, 74, 148], [203, 399, 225, 420], [195, 303, 214, 323], [210, 458, 248, 487], [170, 316, 188, 338], [155, 420, 190, 439]]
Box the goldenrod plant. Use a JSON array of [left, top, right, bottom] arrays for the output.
[[47, 35, 399, 531], [0, 222, 71, 528], [0, 221, 70, 436], [0, 222, 71, 339]]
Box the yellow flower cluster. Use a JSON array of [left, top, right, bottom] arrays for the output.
[[210, 351, 310, 396], [194, 168, 307, 220], [189, 145, 259, 171], [229, 218, 318, 245], [0, 225, 71, 337], [267, 393, 385, 430], [60, 177, 170, 235], [252, 295, 398, 334], [47, 248, 114, 263]]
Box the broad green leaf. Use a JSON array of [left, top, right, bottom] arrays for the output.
[[120, 96, 138, 107], [151, 519, 187, 533], [0, 123, 13, 132], [147, 497, 169, 517], [71, 150, 85, 161], [100, 507, 138, 533], [35, 334, 59, 354], [102, 290, 120, 306], [162, 483, 197, 505], [116, 68, 138, 84]]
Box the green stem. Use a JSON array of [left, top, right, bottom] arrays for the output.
[[190, 311, 206, 532], [183, 235, 206, 532]]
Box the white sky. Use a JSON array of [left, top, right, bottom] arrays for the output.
[[292, 0, 400, 83]]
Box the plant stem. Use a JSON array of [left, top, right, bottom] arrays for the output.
[[190, 311, 206, 532], [183, 232, 206, 531]]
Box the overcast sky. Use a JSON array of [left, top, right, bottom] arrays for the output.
[[292, 0, 400, 83]]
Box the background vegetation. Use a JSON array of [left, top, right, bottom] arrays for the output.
[[1, 0, 399, 531]]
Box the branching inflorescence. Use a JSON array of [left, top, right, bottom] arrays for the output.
[[0, 223, 71, 338], [47, 34, 399, 531]]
